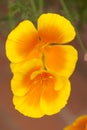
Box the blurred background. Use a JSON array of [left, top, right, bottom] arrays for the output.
[[0, 0, 87, 130]]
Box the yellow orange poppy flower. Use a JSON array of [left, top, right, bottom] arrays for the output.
[[10, 59, 71, 118], [5, 13, 78, 118], [64, 115, 87, 130], [6, 13, 78, 78]]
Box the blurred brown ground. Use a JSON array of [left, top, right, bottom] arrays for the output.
[[0, 1, 87, 130]]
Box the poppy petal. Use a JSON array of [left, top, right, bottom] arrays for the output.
[[44, 45, 78, 77], [6, 20, 39, 63], [38, 13, 76, 44], [13, 84, 44, 118], [40, 77, 71, 115]]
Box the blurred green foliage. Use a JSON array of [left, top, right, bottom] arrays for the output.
[[0, 0, 87, 30], [63, 0, 87, 28], [8, 0, 44, 23], [0, 0, 44, 30]]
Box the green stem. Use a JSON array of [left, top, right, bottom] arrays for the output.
[[39, 0, 43, 13], [42, 54, 47, 70], [60, 0, 72, 22], [60, 0, 87, 53], [30, 0, 37, 13], [76, 30, 87, 53], [8, 1, 16, 29]]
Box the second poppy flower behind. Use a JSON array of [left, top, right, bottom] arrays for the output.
[[64, 115, 87, 130]]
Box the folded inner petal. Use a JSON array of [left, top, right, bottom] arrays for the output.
[[12, 61, 45, 118], [6, 20, 39, 63], [44, 45, 78, 77], [38, 13, 76, 44], [11, 59, 43, 96]]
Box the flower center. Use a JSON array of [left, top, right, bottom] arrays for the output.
[[33, 71, 56, 89]]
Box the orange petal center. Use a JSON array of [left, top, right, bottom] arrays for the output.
[[22, 69, 57, 103]]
